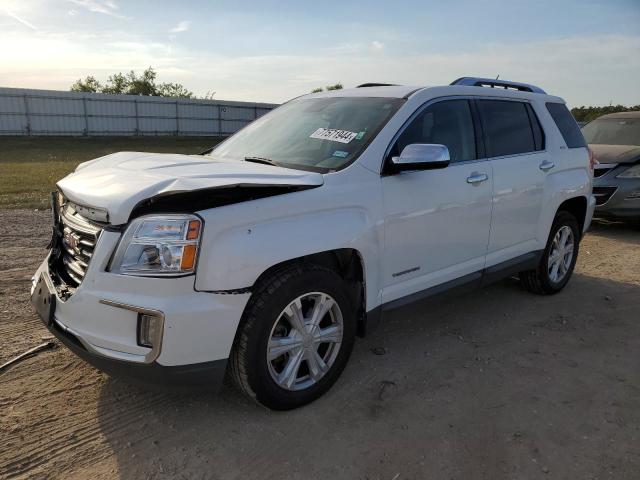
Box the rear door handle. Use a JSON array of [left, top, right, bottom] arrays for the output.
[[539, 160, 555, 172], [467, 172, 488, 184]]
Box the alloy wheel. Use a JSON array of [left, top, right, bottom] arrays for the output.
[[547, 225, 575, 283], [266, 292, 343, 391]]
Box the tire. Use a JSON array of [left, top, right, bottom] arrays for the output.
[[229, 263, 356, 410], [519, 211, 580, 295]]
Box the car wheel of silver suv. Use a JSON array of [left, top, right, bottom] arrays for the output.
[[229, 263, 356, 410], [520, 210, 580, 295]]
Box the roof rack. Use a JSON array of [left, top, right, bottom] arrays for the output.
[[356, 83, 397, 88], [450, 77, 546, 94]]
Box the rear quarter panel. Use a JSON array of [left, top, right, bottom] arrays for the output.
[[532, 98, 592, 246]]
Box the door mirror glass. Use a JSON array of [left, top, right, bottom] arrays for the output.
[[390, 143, 451, 172]]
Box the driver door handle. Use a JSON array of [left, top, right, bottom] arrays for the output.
[[467, 172, 488, 185], [539, 160, 555, 172]]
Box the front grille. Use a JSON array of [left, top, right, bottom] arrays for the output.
[[593, 186, 618, 206], [59, 204, 102, 287]]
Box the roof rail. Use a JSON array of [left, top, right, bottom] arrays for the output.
[[450, 77, 546, 94], [356, 83, 397, 88]]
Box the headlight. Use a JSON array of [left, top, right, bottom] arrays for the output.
[[110, 214, 202, 276], [617, 164, 640, 179]]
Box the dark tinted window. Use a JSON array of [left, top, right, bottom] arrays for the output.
[[394, 99, 476, 162], [478, 100, 539, 157], [546, 102, 587, 148], [526, 104, 545, 150]]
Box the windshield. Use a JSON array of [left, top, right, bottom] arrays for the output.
[[209, 96, 404, 172], [582, 118, 640, 146]]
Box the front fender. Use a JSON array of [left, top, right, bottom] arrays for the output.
[[194, 186, 383, 311]]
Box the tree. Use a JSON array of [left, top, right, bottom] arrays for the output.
[[101, 72, 128, 94], [125, 67, 157, 96], [70, 76, 102, 93], [156, 82, 194, 98], [311, 83, 343, 93], [69, 67, 194, 98], [571, 105, 640, 123]]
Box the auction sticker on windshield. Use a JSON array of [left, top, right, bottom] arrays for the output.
[[309, 128, 358, 144]]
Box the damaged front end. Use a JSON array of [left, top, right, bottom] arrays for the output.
[[47, 192, 108, 300], [48, 182, 319, 299]]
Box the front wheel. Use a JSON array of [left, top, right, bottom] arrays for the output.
[[520, 211, 580, 295], [229, 264, 356, 410]]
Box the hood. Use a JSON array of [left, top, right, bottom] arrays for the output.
[[589, 144, 640, 165], [57, 152, 324, 225]]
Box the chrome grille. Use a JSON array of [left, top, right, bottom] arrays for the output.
[[59, 204, 102, 287]]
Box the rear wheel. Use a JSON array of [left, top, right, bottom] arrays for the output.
[[229, 264, 356, 410], [520, 211, 580, 295]]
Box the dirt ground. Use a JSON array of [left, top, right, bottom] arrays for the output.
[[1, 209, 638, 480]]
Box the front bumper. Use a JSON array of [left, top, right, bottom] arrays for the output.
[[593, 166, 640, 219], [45, 315, 227, 392], [31, 232, 251, 391]]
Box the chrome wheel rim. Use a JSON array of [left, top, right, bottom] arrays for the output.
[[267, 292, 343, 391], [547, 226, 574, 283]]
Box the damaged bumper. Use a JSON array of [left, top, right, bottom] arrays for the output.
[[30, 244, 250, 392]]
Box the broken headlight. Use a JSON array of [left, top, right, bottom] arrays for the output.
[[110, 214, 202, 276]]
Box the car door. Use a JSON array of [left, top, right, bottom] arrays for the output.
[[476, 99, 547, 266], [381, 98, 493, 304]]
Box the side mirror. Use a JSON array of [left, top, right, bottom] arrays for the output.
[[389, 144, 451, 173]]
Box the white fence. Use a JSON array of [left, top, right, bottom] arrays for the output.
[[0, 87, 278, 136]]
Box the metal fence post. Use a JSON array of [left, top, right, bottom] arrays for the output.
[[82, 96, 89, 136], [218, 105, 223, 135], [134, 98, 139, 135], [22, 94, 31, 135], [175, 100, 180, 135]]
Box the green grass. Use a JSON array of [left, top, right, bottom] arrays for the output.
[[0, 136, 223, 209]]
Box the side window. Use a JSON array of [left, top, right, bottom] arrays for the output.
[[546, 102, 587, 148], [478, 100, 541, 157], [394, 99, 476, 162], [526, 104, 545, 151]]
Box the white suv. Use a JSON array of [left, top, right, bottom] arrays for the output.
[[31, 77, 596, 409]]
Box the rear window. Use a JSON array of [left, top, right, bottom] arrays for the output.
[[582, 117, 640, 146], [546, 103, 587, 148], [477, 100, 542, 157]]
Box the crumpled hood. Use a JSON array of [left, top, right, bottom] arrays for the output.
[[57, 151, 324, 224], [590, 144, 640, 165]]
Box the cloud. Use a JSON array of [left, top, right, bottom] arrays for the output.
[[3, 9, 38, 30], [169, 20, 190, 33], [0, 30, 638, 108], [67, 0, 127, 19], [370, 40, 384, 51]]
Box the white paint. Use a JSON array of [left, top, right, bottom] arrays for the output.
[[40, 83, 594, 374]]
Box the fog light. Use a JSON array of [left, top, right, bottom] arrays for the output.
[[137, 313, 161, 348], [625, 191, 640, 200]]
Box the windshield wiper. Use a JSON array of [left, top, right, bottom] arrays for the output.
[[244, 156, 280, 167]]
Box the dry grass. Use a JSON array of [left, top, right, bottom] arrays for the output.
[[0, 136, 223, 208]]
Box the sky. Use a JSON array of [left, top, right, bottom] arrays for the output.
[[1, 0, 639, 107]]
